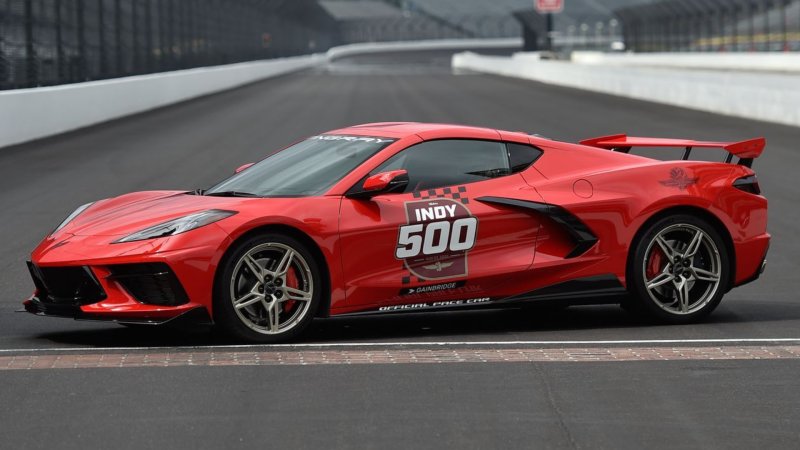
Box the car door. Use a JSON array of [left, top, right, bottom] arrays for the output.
[[337, 138, 546, 313]]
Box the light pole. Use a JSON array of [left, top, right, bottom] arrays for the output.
[[580, 22, 589, 48], [609, 18, 618, 43], [595, 21, 604, 49]]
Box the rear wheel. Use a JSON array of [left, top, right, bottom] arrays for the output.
[[628, 215, 729, 324], [214, 233, 321, 343]]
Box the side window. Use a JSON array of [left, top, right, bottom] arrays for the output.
[[507, 142, 543, 173], [374, 140, 509, 193]]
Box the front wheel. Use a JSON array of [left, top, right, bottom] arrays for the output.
[[214, 233, 321, 343], [628, 215, 730, 324]]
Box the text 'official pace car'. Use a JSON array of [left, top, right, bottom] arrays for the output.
[[24, 122, 769, 342]]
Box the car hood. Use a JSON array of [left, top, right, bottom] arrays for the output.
[[63, 190, 260, 237]]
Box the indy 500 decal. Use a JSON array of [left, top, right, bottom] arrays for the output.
[[395, 198, 477, 280]]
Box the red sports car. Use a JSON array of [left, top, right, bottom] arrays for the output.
[[24, 123, 769, 342]]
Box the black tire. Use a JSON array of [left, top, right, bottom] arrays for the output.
[[627, 214, 730, 324], [213, 233, 322, 343]]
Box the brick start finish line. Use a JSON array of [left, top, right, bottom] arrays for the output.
[[3, 345, 800, 370]]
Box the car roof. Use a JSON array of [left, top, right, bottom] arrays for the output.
[[325, 122, 535, 141]]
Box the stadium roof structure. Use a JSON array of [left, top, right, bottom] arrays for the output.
[[319, 0, 407, 20]]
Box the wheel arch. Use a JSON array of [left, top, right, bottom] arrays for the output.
[[627, 205, 736, 293], [214, 224, 333, 318]]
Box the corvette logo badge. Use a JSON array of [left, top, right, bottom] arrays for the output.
[[660, 168, 698, 190]]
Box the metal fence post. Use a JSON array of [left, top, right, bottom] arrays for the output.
[[696, 6, 703, 51], [132, 0, 139, 71], [706, 9, 717, 52], [217, 0, 224, 64], [698, 11, 705, 51], [24, 0, 37, 87], [188, 0, 195, 64], [764, 1, 771, 51], [167, 0, 175, 70], [781, 0, 789, 51], [749, 1, 756, 51], [175, 0, 183, 68], [200, 0, 209, 60], [56, 0, 65, 81], [98, 0, 107, 77], [144, 0, 153, 72], [797, 0, 800, 51], [731, 4, 739, 51], [0, 2, 6, 88], [114, 0, 122, 75], [77, 0, 87, 80], [158, 0, 165, 71]]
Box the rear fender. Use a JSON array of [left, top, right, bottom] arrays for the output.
[[528, 162, 742, 287]]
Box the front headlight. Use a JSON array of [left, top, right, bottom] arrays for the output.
[[114, 209, 237, 243], [52, 202, 94, 235]]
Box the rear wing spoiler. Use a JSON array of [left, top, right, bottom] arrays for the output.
[[579, 134, 766, 167]]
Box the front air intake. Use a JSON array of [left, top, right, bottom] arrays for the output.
[[109, 263, 189, 306], [27, 262, 107, 305]]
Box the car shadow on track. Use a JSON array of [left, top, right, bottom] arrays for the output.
[[31, 301, 800, 348]]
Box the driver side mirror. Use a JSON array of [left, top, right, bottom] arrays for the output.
[[347, 170, 409, 199], [235, 163, 255, 174]]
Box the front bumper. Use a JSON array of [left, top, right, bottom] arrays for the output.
[[24, 260, 212, 324], [22, 295, 212, 326], [24, 225, 232, 325]]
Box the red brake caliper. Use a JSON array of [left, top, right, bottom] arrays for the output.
[[282, 266, 299, 313], [646, 246, 666, 280]]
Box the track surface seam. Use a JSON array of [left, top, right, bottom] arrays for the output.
[[3, 337, 800, 354], [3, 345, 800, 370]]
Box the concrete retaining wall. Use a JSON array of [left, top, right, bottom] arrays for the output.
[[452, 52, 800, 128], [0, 55, 323, 149]]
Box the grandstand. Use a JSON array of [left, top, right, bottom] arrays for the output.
[[616, 0, 800, 52], [395, 0, 652, 38], [320, 0, 654, 49], [319, 0, 468, 43]]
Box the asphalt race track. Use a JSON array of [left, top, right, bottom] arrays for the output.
[[1, 50, 799, 448]]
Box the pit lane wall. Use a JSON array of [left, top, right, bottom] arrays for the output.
[[452, 51, 800, 128], [0, 38, 521, 149]]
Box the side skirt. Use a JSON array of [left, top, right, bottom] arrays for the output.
[[333, 275, 627, 317], [499, 274, 627, 304]]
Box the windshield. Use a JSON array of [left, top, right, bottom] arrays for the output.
[[205, 135, 395, 197]]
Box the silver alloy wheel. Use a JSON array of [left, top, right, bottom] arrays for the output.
[[229, 242, 314, 335], [642, 223, 722, 315]]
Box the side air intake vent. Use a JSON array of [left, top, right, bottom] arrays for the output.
[[476, 197, 598, 259]]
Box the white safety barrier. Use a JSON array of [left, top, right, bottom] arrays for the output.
[[452, 52, 800, 128], [0, 38, 520, 149], [571, 51, 800, 73], [326, 38, 521, 60]]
